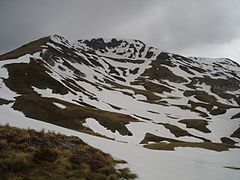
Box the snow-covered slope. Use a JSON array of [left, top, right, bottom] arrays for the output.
[[0, 35, 240, 179]]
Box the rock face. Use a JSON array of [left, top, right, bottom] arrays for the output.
[[0, 34, 240, 179]]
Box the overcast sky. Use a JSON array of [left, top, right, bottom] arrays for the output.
[[0, 0, 240, 64]]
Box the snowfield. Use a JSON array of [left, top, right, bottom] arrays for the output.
[[0, 104, 240, 180], [0, 35, 240, 179]]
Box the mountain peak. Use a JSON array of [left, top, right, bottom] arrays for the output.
[[0, 35, 240, 180]]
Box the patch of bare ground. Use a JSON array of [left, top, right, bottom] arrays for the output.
[[140, 133, 182, 144], [141, 133, 239, 151], [173, 104, 209, 118], [183, 90, 240, 116], [185, 76, 240, 100], [131, 77, 173, 94], [0, 98, 14, 105], [0, 37, 50, 61], [158, 123, 210, 142], [178, 119, 211, 133], [142, 53, 187, 83], [183, 90, 217, 103], [105, 79, 162, 103], [231, 127, 240, 139], [224, 166, 240, 170], [0, 125, 137, 179], [12, 95, 137, 136], [231, 112, 240, 119], [221, 137, 237, 145], [4, 61, 69, 95], [144, 142, 238, 152]]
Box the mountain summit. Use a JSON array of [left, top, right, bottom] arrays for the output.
[[0, 35, 240, 179]]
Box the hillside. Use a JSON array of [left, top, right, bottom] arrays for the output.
[[0, 35, 240, 179], [0, 125, 136, 179]]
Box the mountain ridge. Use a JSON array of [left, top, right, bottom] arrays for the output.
[[0, 35, 240, 179]]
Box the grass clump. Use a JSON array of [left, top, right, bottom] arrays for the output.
[[0, 125, 136, 180]]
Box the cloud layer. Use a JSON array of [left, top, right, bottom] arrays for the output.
[[0, 0, 240, 63]]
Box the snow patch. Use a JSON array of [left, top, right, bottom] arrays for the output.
[[53, 102, 66, 109]]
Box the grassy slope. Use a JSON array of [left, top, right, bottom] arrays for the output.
[[0, 37, 50, 61], [0, 125, 136, 180]]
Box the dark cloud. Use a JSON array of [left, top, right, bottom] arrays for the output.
[[0, 0, 240, 63]]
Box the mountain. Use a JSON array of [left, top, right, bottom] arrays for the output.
[[0, 35, 240, 180]]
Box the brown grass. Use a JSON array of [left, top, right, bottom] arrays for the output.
[[0, 37, 50, 61], [13, 94, 137, 136], [173, 104, 209, 118], [231, 127, 240, 139], [231, 112, 240, 119], [142, 57, 187, 83], [0, 125, 137, 179], [159, 123, 190, 137], [140, 133, 182, 144], [144, 142, 238, 152], [4, 60, 69, 95], [0, 98, 13, 105], [178, 119, 211, 133], [224, 166, 240, 170], [158, 123, 210, 142], [220, 137, 236, 145], [105, 79, 162, 103], [183, 90, 217, 103], [185, 76, 240, 101], [132, 77, 172, 94]]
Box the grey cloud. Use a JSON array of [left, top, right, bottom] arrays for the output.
[[0, 0, 240, 63]]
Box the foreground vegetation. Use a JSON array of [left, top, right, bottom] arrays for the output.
[[0, 125, 136, 180]]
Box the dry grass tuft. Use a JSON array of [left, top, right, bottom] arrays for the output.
[[0, 125, 137, 179]]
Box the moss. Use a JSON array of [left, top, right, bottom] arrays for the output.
[[0, 125, 136, 179], [178, 119, 211, 133]]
